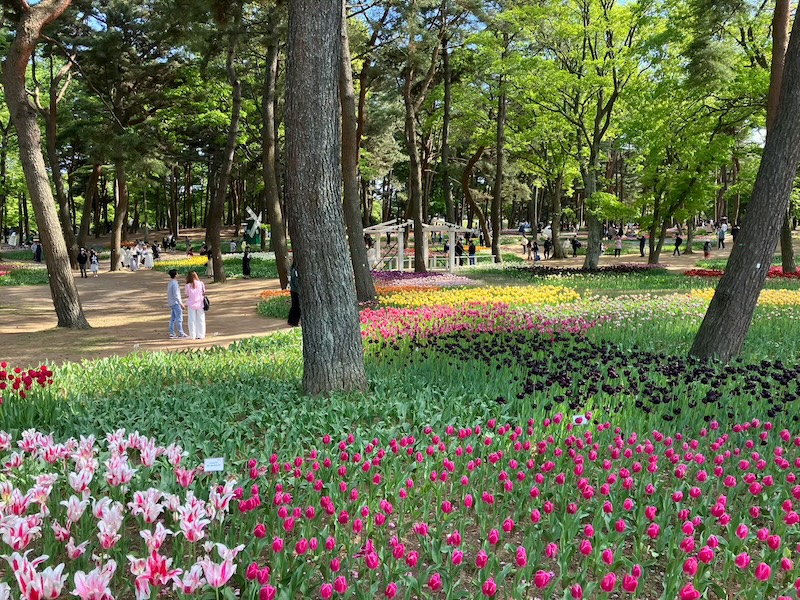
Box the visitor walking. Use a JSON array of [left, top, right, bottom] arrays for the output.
[[731, 224, 740, 243], [571, 236, 580, 257], [455, 238, 464, 266], [230, 240, 237, 253], [33, 242, 42, 263], [543, 237, 552, 260], [717, 226, 725, 249], [288, 261, 301, 327], [77, 248, 88, 278], [468, 240, 476, 265], [144, 245, 154, 269], [703, 240, 712, 259], [185, 270, 206, 340], [614, 235, 623, 257], [89, 250, 99, 277], [673, 232, 683, 256], [639, 234, 646, 257], [167, 269, 187, 339], [129, 246, 138, 272], [242, 245, 252, 279]]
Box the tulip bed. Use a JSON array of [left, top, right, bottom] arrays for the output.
[[154, 256, 278, 279], [11, 270, 800, 598], [0, 262, 49, 286]]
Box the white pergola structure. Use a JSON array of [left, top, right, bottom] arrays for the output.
[[421, 221, 472, 272], [363, 219, 414, 271]]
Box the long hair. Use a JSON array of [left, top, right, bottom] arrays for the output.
[[186, 271, 199, 287]]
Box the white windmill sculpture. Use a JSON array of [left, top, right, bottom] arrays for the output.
[[245, 206, 263, 243]]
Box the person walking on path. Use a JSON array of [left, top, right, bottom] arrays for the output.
[[288, 261, 301, 327], [614, 235, 623, 257], [543, 237, 552, 260], [468, 240, 476, 265], [77, 248, 88, 278], [717, 226, 726, 249], [89, 250, 99, 277], [167, 269, 188, 339], [571, 236, 580, 257], [703, 240, 712, 259], [638, 234, 646, 257], [673, 232, 683, 256], [185, 270, 206, 340], [242, 246, 252, 279]]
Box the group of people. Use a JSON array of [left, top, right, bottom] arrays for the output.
[[523, 236, 554, 262], [77, 248, 100, 278], [121, 242, 159, 271], [167, 269, 207, 340], [443, 237, 477, 266]]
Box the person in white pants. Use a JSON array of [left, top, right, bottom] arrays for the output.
[[184, 270, 207, 339]]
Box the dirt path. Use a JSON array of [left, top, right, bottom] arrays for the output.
[[0, 269, 289, 367]]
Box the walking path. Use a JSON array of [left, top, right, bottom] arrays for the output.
[[1, 269, 289, 367]]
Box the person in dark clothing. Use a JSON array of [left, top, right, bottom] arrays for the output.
[[34, 242, 42, 263], [77, 248, 88, 278], [703, 240, 712, 259], [543, 238, 552, 260], [673, 233, 683, 256], [242, 246, 252, 279], [455, 239, 464, 266], [288, 261, 301, 327], [571, 237, 579, 257], [468, 240, 477, 265], [731, 225, 740, 243], [638, 234, 646, 257], [717, 227, 725, 249]]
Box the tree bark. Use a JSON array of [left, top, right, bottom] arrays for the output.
[[491, 63, 507, 264], [691, 5, 800, 361], [262, 14, 290, 289], [772, 0, 796, 272], [3, 0, 89, 328], [78, 164, 101, 249], [286, 0, 368, 395], [207, 26, 243, 284], [39, 55, 78, 267], [111, 159, 129, 271], [685, 218, 695, 254], [340, 2, 377, 302], [550, 175, 566, 259], [441, 35, 454, 224], [403, 81, 426, 273], [582, 159, 603, 270], [461, 146, 491, 248]]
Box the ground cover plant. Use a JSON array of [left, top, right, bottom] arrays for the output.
[[154, 256, 278, 279], [9, 270, 800, 598], [0, 261, 49, 286]]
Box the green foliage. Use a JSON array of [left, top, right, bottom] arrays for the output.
[[257, 295, 290, 320]]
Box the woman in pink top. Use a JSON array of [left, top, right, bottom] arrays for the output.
[[185, 271, 206, 339]]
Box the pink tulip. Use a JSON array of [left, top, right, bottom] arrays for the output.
[[600, 572, 616, 592], [679, 583, 701, 600], [482, 578, 497, 597], [533, 570, 553, 589], [755, 563, 772, 581], [385, 582, 398, 598], [333, 576, 348, 594], [570, 584, 583, 599], [320, 583, 333, 599], [621, 575, 638, 593], [259, 585, 277, 600], [427, 573, 442, 591]]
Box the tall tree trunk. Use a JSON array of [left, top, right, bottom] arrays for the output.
[[550, 175, 566, 259], [207, 31, 242, 284], [582, 154, 603, 270], [772, 0, 796, 272], [685, 218, 695, 254], [170, 165, 179, 238], [111, 159, 129, 272], [441, 35, 454, 224], [41, 59, 78, 267], [691, 5, 800, 361], [263, 16, 290, 289], [403, 85, 426, 273], [461, 147, 491, 247], [3, 0, 89, 328], [286, 0, 368, 394], [78, 164, 101, 249], [0, 122, 9, 245], [491, 74, 506, 264], [340, 1, 377, 302]]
